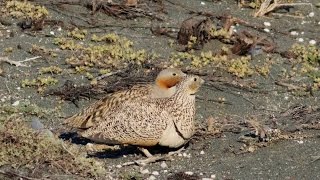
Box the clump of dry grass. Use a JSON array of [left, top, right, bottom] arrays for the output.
[[0, 116, 106, 178]]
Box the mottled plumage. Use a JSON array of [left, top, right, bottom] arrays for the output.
[[81, 75, 204, 149], [65, 68, 186, 129]]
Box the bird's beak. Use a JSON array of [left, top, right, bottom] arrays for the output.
[[199, 78, 205, 85]]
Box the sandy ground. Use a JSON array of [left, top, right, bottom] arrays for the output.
[[0, 0, 320, 179]]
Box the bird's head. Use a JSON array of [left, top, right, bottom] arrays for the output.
[[176, 75, 204, 96], [155, 68, 186, 89]]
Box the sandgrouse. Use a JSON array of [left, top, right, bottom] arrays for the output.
[[65, 68, 186, 129], [80, 75, 204, 157]]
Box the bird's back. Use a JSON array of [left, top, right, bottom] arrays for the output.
[[65, 84, 153, 129], [80, 98, 170, 146]]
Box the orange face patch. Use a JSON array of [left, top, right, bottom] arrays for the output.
[[157, 77, 182, 89]]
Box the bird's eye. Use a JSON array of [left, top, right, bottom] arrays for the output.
[[172, 73, 176, 76], [194, 78, 197, 81]]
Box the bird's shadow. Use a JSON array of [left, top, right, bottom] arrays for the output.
[[59, 132, 186, 159], [59, 132, 91, 145], [88, 145, 184, 159]]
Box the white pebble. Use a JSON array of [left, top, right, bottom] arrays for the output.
[[49, 31, 55, 35], [297, 38, 304, 42], [263, 22, 271, 26], [12, 100, 20, 106], [231, 25, 237, 33], [308, 12, 315, 17], [185, 171, 194, 175], [301, 21, 306, 25], [16, 87, 21, 90], [211, 174, 216, 179], [178, 153, 183, 157], [301, 31, 304, 35], [200, 2, 205, 5], [318, 21, 320, 25], [200, 173, 203, 175], [57, 27, 62, 31], [183, 153, 187, 157], [309, 40, 316, 45], [202, 178, 213, 180], [147, 175, 156, 180], [296, 140, 304, 144], [290, 31, 299, 36], [160, 162, 168, 168], [116, 165, 122, 168], [284, 96, 289, 100], [163, 170, 168, 173], [140, 169, 150, 174], [152, 171, 159, 176], [200, 150, 205, 155], [263, 28, 270, 33]]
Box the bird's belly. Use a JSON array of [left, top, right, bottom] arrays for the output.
[[158, 121, 186, 148]]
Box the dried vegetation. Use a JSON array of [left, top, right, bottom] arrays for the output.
[[0, 116, 106, 178]]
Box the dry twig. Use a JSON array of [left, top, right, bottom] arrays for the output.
[[0, 56, 42, 67], [255, 0, 312, 17]]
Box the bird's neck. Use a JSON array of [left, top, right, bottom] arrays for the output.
[[151, 85, 176, 98], [170, 90, 195, 108]]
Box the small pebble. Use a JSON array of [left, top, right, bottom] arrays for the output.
[[200, 2, 205, 5], [284, 96, 289, 100], [12, 100, 19, 106], [297, 38, 304, 42], [147, 175, 156, 180], [301, 31, 304, 35], [230, 25, 236, 32], [160, 162, 168, 168], [308, 12, 315, 17], [211, 174, 216, 179], [49, 31, 55, 35], [152, 171, 159, 176], [183, 153, 187, 157], [309, 40, 316, 45], [57, 27, 62, 31], [263, 22, 271, 26], [263, 28, 270, 33], [185, 171, 194, 175], [30, 117, 45, 130], [290, 31, 299, 36], [163, 170, 168, 173], [140, 169, 150, 174], [178, 153, 183, 157], [297, 140, 304, 144], [116, 165, 122, 168], [202, 178, 213, 180], [16, 87, 21, 90], [200, 150, 205, 155]]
